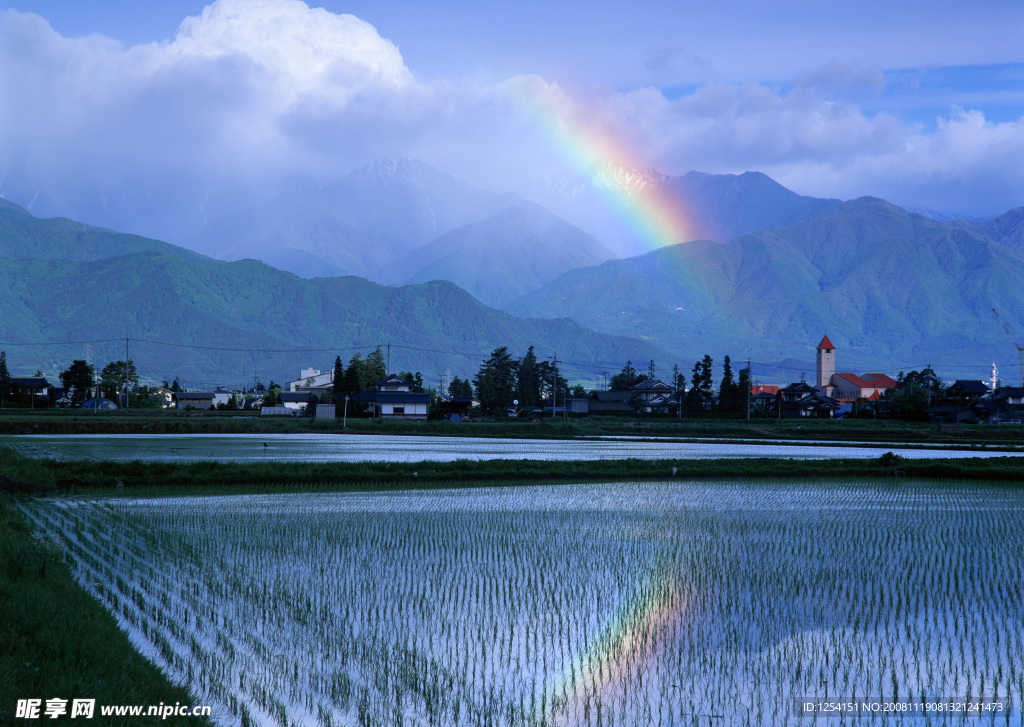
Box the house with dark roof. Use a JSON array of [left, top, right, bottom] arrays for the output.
[[814, 335, 897, 401], [950, 380, 989, 398], [357, 374, 430, 420], [588, 389, 634, 414], [976, 387, 1024, 423], [630, 379, 678, 414], [9, 376, 51, 406], [589, 379, 680, 415], [925, 405, 977, 424], [780, 381, 840, 418]]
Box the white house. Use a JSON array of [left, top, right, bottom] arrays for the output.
[[287, 367, 334, 395], [365, 375, 430, 421]]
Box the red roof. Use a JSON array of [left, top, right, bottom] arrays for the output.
[[833, 372, 898, 390], [750, 384, 780, 395], [816, 334, 835, 350]]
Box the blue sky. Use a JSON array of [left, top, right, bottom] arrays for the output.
[[1, 0, 1022, 230]]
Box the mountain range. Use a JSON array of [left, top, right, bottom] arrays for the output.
[[508, 197, 1024, 377], [0, 198, 670, 387], [2, 157, 1023, 388]]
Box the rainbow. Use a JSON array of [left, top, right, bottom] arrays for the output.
[[512, 78, 699, 254], [534, 559, 689, 725]]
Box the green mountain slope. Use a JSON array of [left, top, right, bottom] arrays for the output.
[[0, 201, 211, 264], [509, 198, 1024, 374], [0, 251, 672, 386]]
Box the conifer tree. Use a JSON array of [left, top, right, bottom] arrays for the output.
[[516, 346, 541, 406], [0, 351, 9, 408], [331, 356, 344, 403]]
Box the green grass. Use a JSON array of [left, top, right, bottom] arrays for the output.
[[3, 445, 1024, 496], [0, 494, 211, 726]]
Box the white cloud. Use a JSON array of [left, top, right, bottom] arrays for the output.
[[0, 2, 1020, 241]]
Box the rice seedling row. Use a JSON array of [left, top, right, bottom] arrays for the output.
[[19, 480, 1024, 726]]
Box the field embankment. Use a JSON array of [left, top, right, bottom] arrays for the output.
[[3, 446, 1024, 495]]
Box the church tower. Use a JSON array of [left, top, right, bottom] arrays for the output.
[[816, 334, 835, 394]]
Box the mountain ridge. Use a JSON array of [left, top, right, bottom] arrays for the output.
[[507, 196, 1024, 375]]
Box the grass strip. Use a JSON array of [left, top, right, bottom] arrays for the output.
[[0, 493, 211, 726], [4, 446, 1024, 495]]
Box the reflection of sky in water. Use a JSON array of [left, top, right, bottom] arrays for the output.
[[5, 433, 1024, 463], [37, 481, 1024, 726]]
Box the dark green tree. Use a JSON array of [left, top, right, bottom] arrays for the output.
[[343, 353, 363, 396], [648, 359, 656, 380], [60, 360, 95, 405], [331, 356, 344, 403], [448, 376, 473, 399], [361, 346, 386, 391], [718, 355, 739, 413], [699, 354, 714, 396], [686, 361, 704, 412], [474, 347, 519, 415], [737, 362, 752, 417], [536, 360, 569, 407], [672, 363, 686, 413], [610, 361, 644, 390], [0, 351, 10, 408], [516, 346, 542, 407], [100, 360, 138, 403]]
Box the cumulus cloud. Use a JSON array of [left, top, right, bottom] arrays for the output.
[[0, 0, 423, 226], [0, 1, 1020, 241], [512, 64, 1022, 216]]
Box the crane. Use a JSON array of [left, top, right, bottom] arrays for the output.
[[992, 308, 1024, 386]]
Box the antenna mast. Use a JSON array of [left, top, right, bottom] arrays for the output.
[[991, 308, 1024, 386]]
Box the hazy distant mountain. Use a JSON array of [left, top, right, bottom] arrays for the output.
[[383, 203, 617, 308], [509, 197, 1024, 374], [185, 158, 528, 280], [0, 248, 672, 383], [521, 165, 841, 256], [313, 157, 522, 249], [0, 199, 210, 264], [185, 193, 404, 278]]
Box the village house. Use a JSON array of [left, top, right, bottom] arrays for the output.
[[278, 391, 313, 412], [287, 367, 334, 395], [779, 380, 840, 418], [588, 379, 679, 415], [357, 374, 430, 421], [814, 335, 898, 401], [175, 391, 215, 410]]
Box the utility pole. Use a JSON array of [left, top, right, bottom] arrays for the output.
[[551, 353, 557, 417], [745, 358, 753, 421], [125, 335, 130, 412], [387, 342, 391, 374]]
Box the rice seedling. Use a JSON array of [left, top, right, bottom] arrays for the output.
[[17, 479, 1024, 725]]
